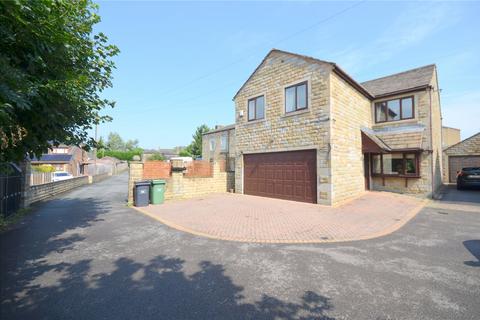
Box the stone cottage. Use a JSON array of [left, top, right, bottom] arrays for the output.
[[203, 49, 444, 205]]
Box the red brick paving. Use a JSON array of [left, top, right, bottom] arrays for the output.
[[140, 192, 424, 243]]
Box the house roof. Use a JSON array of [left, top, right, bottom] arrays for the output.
[[232, 49, 373, 100], [361, 64, 436, 98], [444, 132, 480, 154], [203, 124, 236, 135], [31, 154, 73, 163], [233, 49, 437, 102]]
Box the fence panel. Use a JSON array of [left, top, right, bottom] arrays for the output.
[[0, 175, 22, 217], [30, 172, 53, 186]]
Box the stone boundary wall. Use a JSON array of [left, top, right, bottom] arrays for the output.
[[28, 176, 89, 205], [128, 161, 234, 204], [89, 172, 110, 184]]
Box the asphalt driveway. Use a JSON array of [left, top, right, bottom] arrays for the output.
[[1, 173, 479, 320]]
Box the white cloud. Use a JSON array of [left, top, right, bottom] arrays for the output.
[[332, 2, 459, 74]]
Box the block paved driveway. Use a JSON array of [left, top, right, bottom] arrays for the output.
[[1, 173, 479, 320], [139, 192, 423, 243]]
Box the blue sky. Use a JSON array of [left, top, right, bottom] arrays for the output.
[[95, 0, 480, 149]]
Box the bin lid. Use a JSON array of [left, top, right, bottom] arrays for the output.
[[135, 180, 151, 186], [151, 179, 166, 185]]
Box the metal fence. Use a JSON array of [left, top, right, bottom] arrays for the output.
[[1, 165, 22, 217], [30, 172, 54, 186]]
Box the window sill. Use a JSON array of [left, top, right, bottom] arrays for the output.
[[242, 118, 266, 126], [373, 118, 418, 126], [282, 108, 310, 118], [372, 174, 421, 178]]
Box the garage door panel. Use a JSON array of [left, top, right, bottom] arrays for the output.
[[244, 150, 317, 203], [449, 156, 480, 183]]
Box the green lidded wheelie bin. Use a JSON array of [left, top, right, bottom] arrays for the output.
[[150, 179, 166, 204]]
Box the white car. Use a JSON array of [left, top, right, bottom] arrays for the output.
[[52, 171, 73, 182]]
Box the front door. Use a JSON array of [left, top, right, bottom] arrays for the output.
[[364, 154, 370, 190]]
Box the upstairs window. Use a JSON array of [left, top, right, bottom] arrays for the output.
[[220, 134, 228, 152], [285, 81, 308, 113], [209, 139, 216, 152], [248, 95, 265, 121], [375, 96, 414, 123]]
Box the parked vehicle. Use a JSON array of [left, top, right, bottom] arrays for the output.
[[457, 167, 480, 190], [52, 171, 73, 182]]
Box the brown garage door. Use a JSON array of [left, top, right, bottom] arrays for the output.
[[449, 156, 480, 182], [244, 150, 317, 203]]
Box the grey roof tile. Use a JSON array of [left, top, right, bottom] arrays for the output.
[[361, 65, 435, 97]]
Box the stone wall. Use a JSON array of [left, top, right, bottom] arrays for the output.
[[127, 161, 232, 204], [28, 176, 89, 205], [330, 72, 371, 205], [233, 50, 331, 204]]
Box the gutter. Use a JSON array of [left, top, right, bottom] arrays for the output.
[[331, 65, 374, 100], [428, 85, 435, 198]]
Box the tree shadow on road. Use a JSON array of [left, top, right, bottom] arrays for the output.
[[1, 197, 335, 319], [464, 240, 480, 267], [1, 255, 335, 320]]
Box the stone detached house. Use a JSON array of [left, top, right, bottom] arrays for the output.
[[203, 49, 444, 205]]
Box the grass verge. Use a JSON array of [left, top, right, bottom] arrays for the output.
[[0, 208, 32, 233]]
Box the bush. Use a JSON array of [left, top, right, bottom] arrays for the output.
[[99, 148, 143, 161], [32, 164, 55, 173], [148, 153, 165, 161]]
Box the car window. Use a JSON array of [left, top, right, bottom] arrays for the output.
[[462, 167, 480, 171], [55, 172, 68, 176]]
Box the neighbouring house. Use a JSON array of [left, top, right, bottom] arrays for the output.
[[202, 124, 235, 166], [31, 144, 88, 176], [443, 132, 480, 183], [203, 49, 444, 205], [442, 126, 461, 149]]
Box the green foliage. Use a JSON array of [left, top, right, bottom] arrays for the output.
[[106, 132, 124, 151], [0, 0, 119, 162], [185, 124, 210, 158], [148, 153, 165, 161], [99, 148, 142, 161], [104, 132, 139, 151], [179, 149, 192, 157], [32, 164, 55, 173], [0, 208, 32, 233]]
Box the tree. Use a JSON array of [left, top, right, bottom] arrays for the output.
[[0, 1, 119, 162], [106, 132, 124, 151], [125, 139, 139, 151], [185, 125, 210, 158], [148, 153, 165, 161]]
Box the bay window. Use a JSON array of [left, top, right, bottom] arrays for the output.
[[372, 152, 419, 177]]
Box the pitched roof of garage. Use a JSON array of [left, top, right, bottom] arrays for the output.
[[444, 132, 480, 155]]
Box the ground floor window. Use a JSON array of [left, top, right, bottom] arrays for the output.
[[372, 152, 419, 177]]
